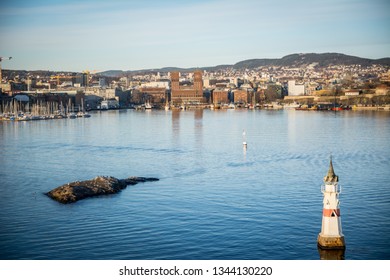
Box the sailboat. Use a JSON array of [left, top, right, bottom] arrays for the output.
[[83, 111, 91, 118], [77, 98, 91, 117], [81, 100, 89, 116], [68, 99, 76, 119]]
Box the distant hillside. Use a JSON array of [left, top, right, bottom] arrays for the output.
[[71, 53, 390, 77], [98, 70, 125, 77], [234, 53, 390, 69], [375, 57, 390, 65], [233, 58, 277, 69], [100, 66, 214, 77]]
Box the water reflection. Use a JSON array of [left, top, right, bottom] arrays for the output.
[[172, 110, 180, 135], [318, 248, 345, 260], [194, 109, 203, 126], [194, 109, 203, 149], [287, 110, 297, 147], [243, 145, 247, 159]]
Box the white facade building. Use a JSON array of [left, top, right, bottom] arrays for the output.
[[141, 81, 169, 89], [344, 90, 360, 96], [288, 80, 305, 96], [203, 78, 210, 88]]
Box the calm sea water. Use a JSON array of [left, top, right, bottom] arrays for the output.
[[0, 109, 389, 260]]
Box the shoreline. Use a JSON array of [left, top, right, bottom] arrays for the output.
[[1, 103, 390, 121]]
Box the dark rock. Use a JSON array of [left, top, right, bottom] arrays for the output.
[[121, 176, 160, 185], [46, 176, 159, 204]]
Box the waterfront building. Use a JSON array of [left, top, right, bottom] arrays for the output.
[[318, 157, 346, 249], [100, 99, 119, 110], [139, 87, 167, 104], [212, 88, 229, 105], [84, 94, 103, 110], [233, 89, 248, 104], [288, 80, 305, 96], [170, 71, 203, 105], [344, 90, 360, 96], [304, 82, 318, 96]]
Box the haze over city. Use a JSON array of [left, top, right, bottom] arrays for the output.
[[0, 0, 389, 72]]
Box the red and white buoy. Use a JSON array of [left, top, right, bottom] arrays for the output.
[[242, 129, 247, 149], [317, 157, 346, 249]]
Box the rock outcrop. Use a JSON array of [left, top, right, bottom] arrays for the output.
[[46, 176, 159, 204]]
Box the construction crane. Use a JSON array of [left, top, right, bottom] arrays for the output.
[[0, 56, 12, 83], [50, 74, 77, 87], [82, 70, 100, 87]]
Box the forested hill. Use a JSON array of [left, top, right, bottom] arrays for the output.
[[98, 53, 389, 76], [232, 53, 390, 69]]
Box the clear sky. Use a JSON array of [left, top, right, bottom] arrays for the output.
[[0, 0, 389, 71]]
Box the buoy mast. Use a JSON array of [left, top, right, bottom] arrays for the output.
[[242, 129, 247, 148]]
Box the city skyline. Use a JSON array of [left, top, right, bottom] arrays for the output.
[[0, 0, 389, 72]]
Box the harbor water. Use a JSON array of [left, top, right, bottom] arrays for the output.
[[0, 109, 389, 260]]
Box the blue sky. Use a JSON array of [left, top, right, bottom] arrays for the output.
[[0, 0, 389, 71]]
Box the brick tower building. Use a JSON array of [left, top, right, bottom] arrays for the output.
[[170, 71, 203, 105]]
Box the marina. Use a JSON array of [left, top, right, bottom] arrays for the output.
[[0, 99, 91, 121]]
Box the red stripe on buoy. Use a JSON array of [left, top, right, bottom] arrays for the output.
[[323, 209, 340, 217]]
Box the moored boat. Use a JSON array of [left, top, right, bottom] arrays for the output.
[[283, 101, 300, 109], [68, 112, 77, 119], [145, 102, 152, 110]]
